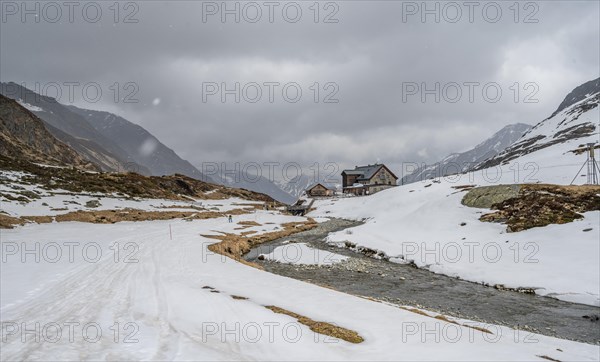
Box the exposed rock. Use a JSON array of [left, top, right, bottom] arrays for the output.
[[85, 200, 101, 208], [461, 184, 521, 208]]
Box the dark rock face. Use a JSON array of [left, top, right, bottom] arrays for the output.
[[0, 82, 148, 174], [461, 184, 521, 209]]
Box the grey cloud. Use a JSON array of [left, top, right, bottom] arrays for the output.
[[1, 0, 598, 175]]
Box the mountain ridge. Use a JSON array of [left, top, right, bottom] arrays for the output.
[[401, 123, 532, 184], [68, 105, 214, 183], [474, 77, 599, 171]]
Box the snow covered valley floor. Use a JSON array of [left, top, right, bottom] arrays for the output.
[[1, 212, 599, 361]]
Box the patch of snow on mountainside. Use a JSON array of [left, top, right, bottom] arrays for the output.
[[16, 99, 44, 112]]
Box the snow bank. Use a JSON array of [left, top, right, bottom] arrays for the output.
[[261, 242, 348, 265]]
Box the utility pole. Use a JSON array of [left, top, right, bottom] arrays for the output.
[[571, 143, 600, 185]]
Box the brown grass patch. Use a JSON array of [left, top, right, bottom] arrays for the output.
[[233, 220, 262, 230], [480, 184, 600, 232], [0, 214, 25, 228], [156, 204, 207, 211], [204, 219, 318, 268], [238, 220, 262, 226], [0, 208, 254, 228], [265, 305, 364, 344], [231, 295, 249, 300]]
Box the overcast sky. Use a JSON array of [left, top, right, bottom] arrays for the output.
[[1, 0, 599, 179]]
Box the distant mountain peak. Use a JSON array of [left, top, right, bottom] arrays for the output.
[[550, 77, 600, 118]]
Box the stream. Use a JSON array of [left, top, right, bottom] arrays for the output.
[[244, 218, 600, 345]]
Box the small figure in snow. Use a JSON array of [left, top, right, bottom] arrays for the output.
[[228, 215, 233, 223]]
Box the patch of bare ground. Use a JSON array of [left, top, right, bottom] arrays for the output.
[[233, 220, 263, 230], [479, 184, 600, 232], [537, 355, 562, 362], [0, 213, 25, 229], [240, 230, 257, 236], [265, 305, 364, 344], [0, 208, 254, 228], [204, 219, 318, 268], [238, 220, 262, 226], [399, 307, 493, 335]]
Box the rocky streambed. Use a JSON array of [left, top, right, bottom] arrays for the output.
[[244, 218, 600, 345]]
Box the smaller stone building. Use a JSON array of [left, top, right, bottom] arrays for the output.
[[305, 183, 335, 197]]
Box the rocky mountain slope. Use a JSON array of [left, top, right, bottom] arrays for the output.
[[68, 106, 213, 182], [401, 123, 532, 184], [0, 95, 96, 171], [0, 82, 148, 174]]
